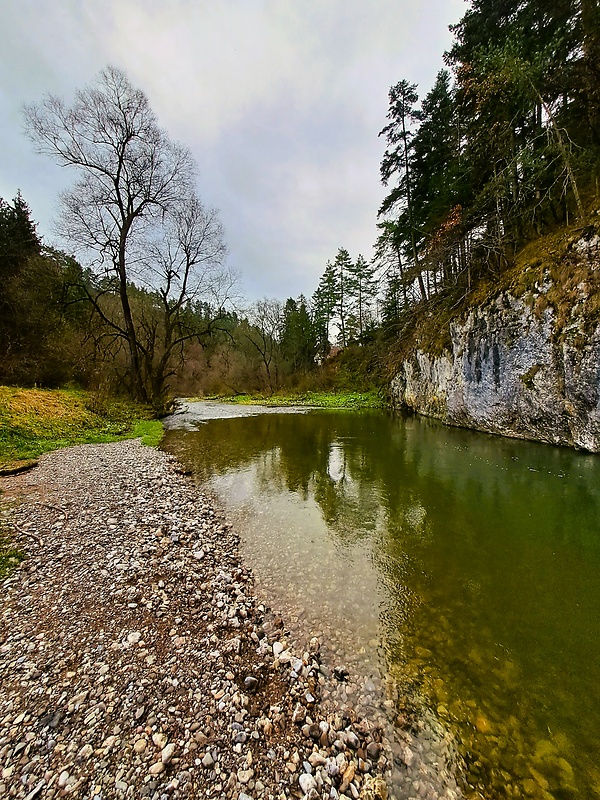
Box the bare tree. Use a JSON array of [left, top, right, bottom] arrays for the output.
[[136, 194, 236, 405], [242, 299, 284, 394], [23, 66, 231, 406]]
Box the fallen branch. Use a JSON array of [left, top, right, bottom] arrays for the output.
[[13, 525, 42, 546]]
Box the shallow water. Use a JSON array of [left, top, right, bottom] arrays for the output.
[[162, 404, 600, 799]]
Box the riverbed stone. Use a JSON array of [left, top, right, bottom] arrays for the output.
[[161, 743, 176, 764], [298, 772, 317, 794], [237, 768, 253, 784], [361, 775, 388, 799]]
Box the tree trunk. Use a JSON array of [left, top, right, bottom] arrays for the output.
[[117, 236, 146, 402], [401, 112, 426, 301]]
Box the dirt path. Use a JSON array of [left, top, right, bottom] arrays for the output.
[[0, 440, 388, 800]]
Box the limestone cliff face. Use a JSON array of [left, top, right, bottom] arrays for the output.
[[389, 235, 600, 451]]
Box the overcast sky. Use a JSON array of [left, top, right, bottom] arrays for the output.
[[1, 0, 466, 302]]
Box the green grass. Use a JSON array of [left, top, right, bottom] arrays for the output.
[[201, 390, 385, 410], [0, 386, 163, 468], [0, 530, 25, 580], [131, 419, 164, 446]]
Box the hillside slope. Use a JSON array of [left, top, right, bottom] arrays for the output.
[[389, 221, 600, 451]]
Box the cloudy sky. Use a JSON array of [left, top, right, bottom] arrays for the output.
[[1, 0, 466, 301]]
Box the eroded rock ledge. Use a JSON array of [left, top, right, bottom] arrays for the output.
[[0, 440, 389, 800], [390, 236, 600, 451]]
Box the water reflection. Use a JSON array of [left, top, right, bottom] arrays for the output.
[[163, 409, 600, 800]]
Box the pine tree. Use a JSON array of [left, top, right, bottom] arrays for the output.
[[411, 72, 463, 239], [332, 248, 353, 347], [381, 267, 404, 330], [281, 296, 316, 372], [312, 261, 339, 359], [378, 80, 427, 300], [346, 254, 379, 340], [0, 192, 41, 281], [447, 0, 592, 238]]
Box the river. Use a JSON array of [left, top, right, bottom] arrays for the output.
[[162, 401, 600, 800]]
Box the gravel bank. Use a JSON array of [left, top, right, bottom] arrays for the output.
[[0, 440, 389, 800]]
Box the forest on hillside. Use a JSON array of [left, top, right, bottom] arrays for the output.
[[2, 0, 599, 408]]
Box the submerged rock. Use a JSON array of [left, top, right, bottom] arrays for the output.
[[360, 775, 388, 799]]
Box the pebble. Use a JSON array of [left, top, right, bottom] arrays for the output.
[[78, 743, 93, 760], [152, 732, 168, 749], [299, 772, 318, 793], [237, 768, 253, 784], [161, 743, 176, 764]]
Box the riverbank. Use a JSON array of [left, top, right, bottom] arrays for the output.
[[201, 392, 384, 410], [0, 438, 388, 800], [0, 387, 163, 472], [388, 224, 600, 452]]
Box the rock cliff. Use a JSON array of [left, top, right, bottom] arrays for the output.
[[389, 231, 600, 451]]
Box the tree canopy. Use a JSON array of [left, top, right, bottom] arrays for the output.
[[375, 0, 600, 302]]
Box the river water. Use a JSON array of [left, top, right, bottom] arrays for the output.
[[162, 402, 600, 800]]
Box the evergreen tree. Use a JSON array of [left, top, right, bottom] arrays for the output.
[[332, 247, 353, 347], [378, 80, 427, 300], [346, 254, 379, 340], [375, 0, 600, 305], [381, 267, 404, 330], [280, 296, 317, 372], [447, 0, 594, 237], [411, 71, 464, 245], [0, 194, 88, 385], [373, 220, 411, 306], [0, 192, 41, 280], [312, 260, 339, 358]]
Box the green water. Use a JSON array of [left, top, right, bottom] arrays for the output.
[[162, 408, 600, 799]]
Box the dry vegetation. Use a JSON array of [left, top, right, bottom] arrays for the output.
[[0, 387, 162, 469]]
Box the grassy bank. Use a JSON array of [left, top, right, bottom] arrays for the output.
[[202, 390, 385, 409], [0, 386, 164, 578], [0, 387, 163, 470]]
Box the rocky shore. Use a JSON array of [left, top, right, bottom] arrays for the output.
[[389, 233, 600, 452], [0, 439, 389, 800]]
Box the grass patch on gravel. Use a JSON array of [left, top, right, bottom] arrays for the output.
[[131, 419, 165, 446], [0, 529, 25, 579], [0, 387, 163, 468], [201, 390, 384, 409]]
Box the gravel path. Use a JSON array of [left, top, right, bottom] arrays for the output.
[[161, 401, 311, 432], [0, 440, 389, 800]]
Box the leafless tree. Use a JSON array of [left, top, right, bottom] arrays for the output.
[[136, 194, 236, 405], [243, 299, 284, 394], [24, 65, 233, 407]]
